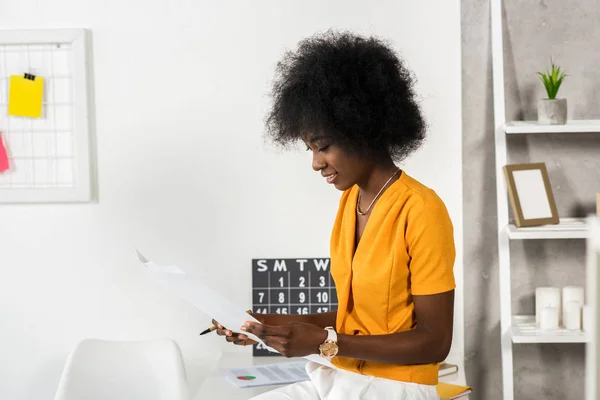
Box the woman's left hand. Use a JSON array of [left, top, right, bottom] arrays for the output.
[[241, 321, 328, 358]]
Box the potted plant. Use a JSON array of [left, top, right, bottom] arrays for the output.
[[537, 61, 567, 125]]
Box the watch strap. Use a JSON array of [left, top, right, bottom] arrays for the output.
[[324, 326, 337, 343]]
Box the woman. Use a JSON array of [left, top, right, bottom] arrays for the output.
[[215, 31, 455, 400]]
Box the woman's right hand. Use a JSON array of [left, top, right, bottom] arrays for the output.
[[212, 319, 258, 346]]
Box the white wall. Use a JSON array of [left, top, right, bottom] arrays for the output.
[[0, 1, 462, 399]]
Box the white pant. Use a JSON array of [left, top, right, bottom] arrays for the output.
[[250, 362, 439, 400]]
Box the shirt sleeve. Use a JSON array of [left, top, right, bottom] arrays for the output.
[[405, 193, 456, 296]]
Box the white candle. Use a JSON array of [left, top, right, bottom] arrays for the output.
[[540, 306, 559, 330], [536, 287, 561, 327], [562, 286, 584, 327], [563, 301, 581, 330]]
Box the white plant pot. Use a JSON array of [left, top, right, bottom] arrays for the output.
[[537, 98, 567, 125]]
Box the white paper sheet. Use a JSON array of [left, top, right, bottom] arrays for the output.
[[136, 250, 266, 344], [136, 250, 335, 368], [222, 361, 310, 388]]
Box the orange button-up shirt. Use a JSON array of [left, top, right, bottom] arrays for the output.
[[330, 171, 456, 385]]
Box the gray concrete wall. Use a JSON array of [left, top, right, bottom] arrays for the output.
[[462, 0, 600, 398]]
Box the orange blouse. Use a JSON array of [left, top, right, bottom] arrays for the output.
[[330, 171, 456, 385]]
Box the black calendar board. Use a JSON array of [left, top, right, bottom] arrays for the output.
[[252, 258, 338, 356]]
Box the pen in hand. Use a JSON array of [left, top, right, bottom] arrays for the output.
[[199, 325, 218, 336], [199, 310, 253, 336]]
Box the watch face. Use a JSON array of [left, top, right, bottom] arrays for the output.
[[321, 342, 338, 356]]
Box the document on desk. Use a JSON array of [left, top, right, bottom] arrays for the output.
[[136, 250, 334, 368], [223, 361, 310, 388]]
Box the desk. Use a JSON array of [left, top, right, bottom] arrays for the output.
[[196, 352, 290, 399], [196, 352, 468, 399]]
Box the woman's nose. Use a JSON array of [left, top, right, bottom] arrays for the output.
[[312, 152, 326, 172]]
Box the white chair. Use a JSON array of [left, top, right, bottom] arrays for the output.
[[54, 339, 190, 400]]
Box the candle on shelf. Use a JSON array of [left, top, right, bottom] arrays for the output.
[[540, 306, 559, 331], [536, 287, 561, 327], [563, 301, 581, 330], [562, 286, 584, 327]]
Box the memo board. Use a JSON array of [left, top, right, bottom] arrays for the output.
[[0, 29, 93, 203], [252, 258, 338, 356]]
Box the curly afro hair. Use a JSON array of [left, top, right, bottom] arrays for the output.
[[265, 30, 426, 162]]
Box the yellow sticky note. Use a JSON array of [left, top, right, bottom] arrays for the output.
[[8, 75, 45, 118]]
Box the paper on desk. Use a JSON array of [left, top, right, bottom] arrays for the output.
[[135, 250, 334, 368], [223, 360, 310, 388]]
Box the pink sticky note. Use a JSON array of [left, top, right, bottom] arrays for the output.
[[0, 134, 9, 173]]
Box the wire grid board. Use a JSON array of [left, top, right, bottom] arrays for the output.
[[0, 29, 92, 203], [252, 258, 338, 356]]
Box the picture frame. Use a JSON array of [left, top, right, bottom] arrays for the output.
[[503, 162, 559, 227]]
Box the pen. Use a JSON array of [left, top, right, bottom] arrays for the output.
[[199, 325, 218, 336], [199, 310, 253, 335]]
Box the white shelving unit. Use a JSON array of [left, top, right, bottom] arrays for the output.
[[490, 1, 600, 398], [505, 120, 600, 134], [585, 217, 600, 400], [506, 218, 588, 240], [511, 315, 588, 344]]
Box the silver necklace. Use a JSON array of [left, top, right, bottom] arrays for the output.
[[356, 169, 400, 216]]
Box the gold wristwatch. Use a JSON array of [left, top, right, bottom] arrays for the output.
[[318, 326, 339, 360]]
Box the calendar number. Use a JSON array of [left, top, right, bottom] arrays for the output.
[[254, 307, 268, 314], [275, 307, 288, 314], [299, 277, 306, 287], [256, 342, 268, 350], [317, 307, 328, 313], [258, 292, 265, 303], [319, 276, 326, 287], [278, 292, 285, 303], [299, 292, 306, 303], [316, 292, 328, 303], [296, 307, 309, 314], [279, 277, 284, 287]]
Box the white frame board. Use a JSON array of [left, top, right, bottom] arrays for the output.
[[0, 29, 93, 203]]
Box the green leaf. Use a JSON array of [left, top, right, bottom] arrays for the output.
[[553, 75, 565, 99], [537, 61, 566, 99], [537, 73, 551, 98]]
